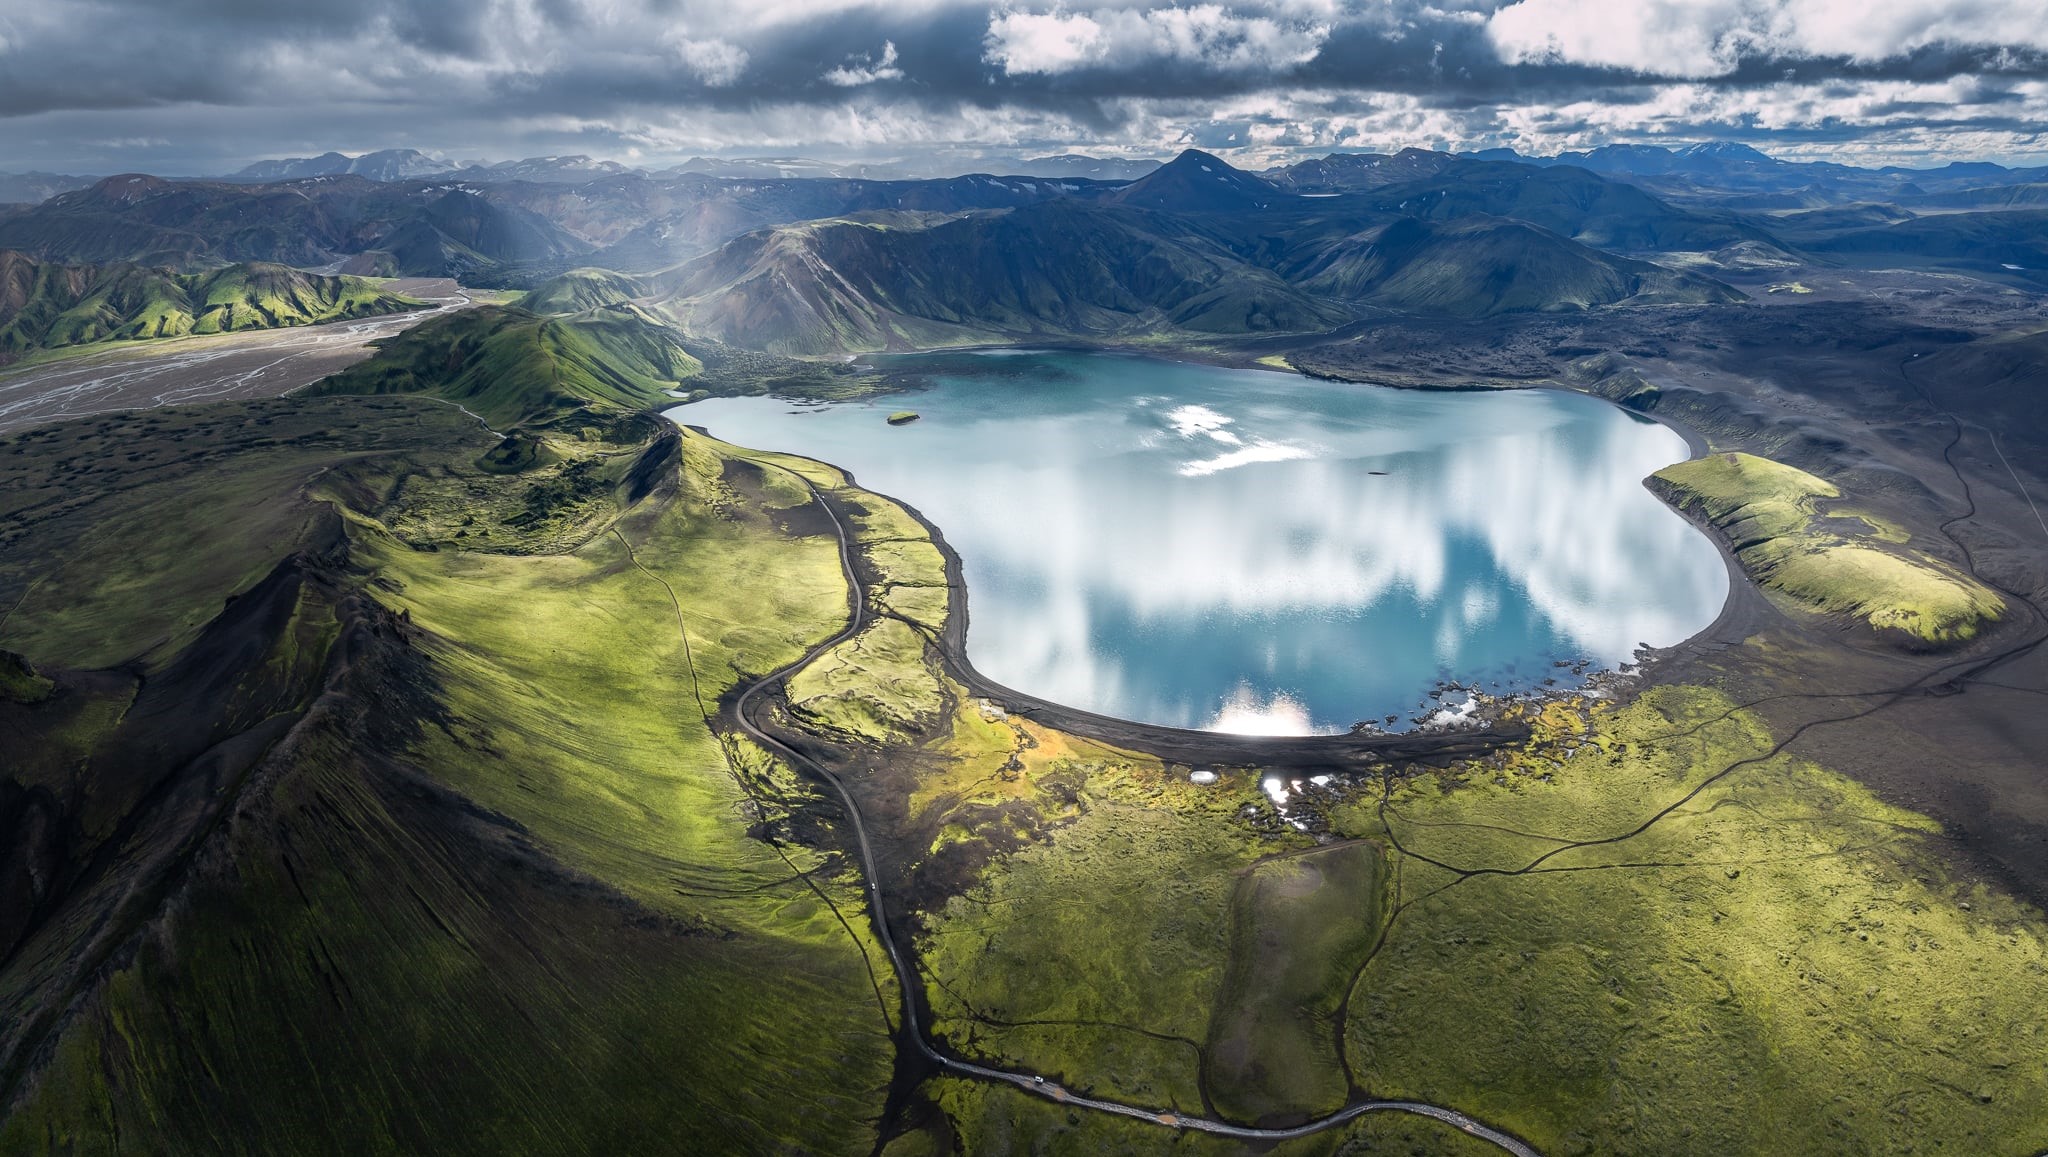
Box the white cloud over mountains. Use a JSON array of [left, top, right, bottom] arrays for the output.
[[1, 0, 2046, 171], [985, 5, 1330, 76], [1487, 0, 2048, 78], [823, 41, 906, 86], [671, 36, 752, 87]]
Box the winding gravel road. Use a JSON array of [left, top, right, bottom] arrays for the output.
[[0, 279, 474, 435], [725, 449, 1542, 1157]]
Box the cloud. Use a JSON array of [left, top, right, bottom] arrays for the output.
[[1488, 0, 1760, 79], [984, 11, 1105, 75], [986, 4, 1330, 76], [822, 40, 904, 86], [1, 0, 2047, 172], [673, 37, 750, 87], [1178, 441, 1315, 476], [1487, 0, 2048, 79]]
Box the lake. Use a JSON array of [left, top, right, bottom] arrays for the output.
[[672, 349, 1728, 735]]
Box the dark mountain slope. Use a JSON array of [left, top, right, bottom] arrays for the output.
[[1268, 148, 1473, 193], [230, 148, 457, 183], [1360, 164, 1768, 251], [0, 176, 590, 276], [1481, 141, 2048, 203], [1267, 151, 1769, 252], [654, 201, 1348, 354], [1288, 217, 1745, 317], [1788, 209, 2048, 272], [1111, 149, 1285, 213], [1899, 184, 2048, 210], [653, 185, 1744, 352], [1, 169, 1128, 280], [351, 190, 589, 278], [579, 172, 1124, 271], [0, 175, 347, 267]]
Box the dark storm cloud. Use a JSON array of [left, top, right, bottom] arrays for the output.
[[2, 0, 2046, 171]]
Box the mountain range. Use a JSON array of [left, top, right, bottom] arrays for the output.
[[0, 172, 100, 206], [650, 201, 1346, 354], [0, 175, 589, 276], [639, 152, 1743, 353], [222, 151, 1163, 189], [229, 149, 461, 183], [4, 143, 2044, 359], [8, 137, 2046, 211], [1465, 141, 2048, 206]]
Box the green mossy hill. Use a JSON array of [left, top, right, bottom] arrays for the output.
[[0, 251, 415, 359], [521, 267, 649, 315], [1653, 451, 2005, 645], [0, 401, 890, 1153], [311, 303, 700, 429], [0, 650, 53, 703]]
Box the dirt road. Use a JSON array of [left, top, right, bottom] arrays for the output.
[[718, 446, 1542, 1157]]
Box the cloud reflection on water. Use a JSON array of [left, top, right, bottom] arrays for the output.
[[676, 353, 1728, 733]]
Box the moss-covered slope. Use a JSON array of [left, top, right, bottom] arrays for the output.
[[310, 303, 700, 428], [1653, 451, 2005, 645], [521, 267, 648, 315], [0, 251, 417, 361], [0, 394, 891, 1154]]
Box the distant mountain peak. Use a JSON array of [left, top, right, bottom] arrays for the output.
[[1013, 153, 1163, 181], [456, 155, 640, 183], [229, 149, 456, 183], [1113, 149, 1279, 211], [85, 174, 173, 204], [1678, 141, 1776, 162]]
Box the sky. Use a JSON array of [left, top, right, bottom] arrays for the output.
[[2, 0, 2046, 175]]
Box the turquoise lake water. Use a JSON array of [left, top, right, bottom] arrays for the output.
[[672, 349, 1728, 735]]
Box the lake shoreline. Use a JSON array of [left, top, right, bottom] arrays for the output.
[[680, 346, 1746, 757], [860, 339, 1759, 722]]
